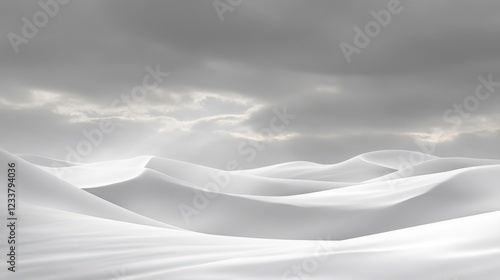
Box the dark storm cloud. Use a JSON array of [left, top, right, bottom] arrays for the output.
[[1, 0, 499, 167], [245, 73, 500, 136]]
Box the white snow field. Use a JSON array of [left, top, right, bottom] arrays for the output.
[[2, 148, 500, 279]]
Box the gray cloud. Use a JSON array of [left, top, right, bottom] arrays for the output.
[[1, 0, 500, 168]]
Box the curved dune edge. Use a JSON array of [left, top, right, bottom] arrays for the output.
[[3, 149, 500, 279]]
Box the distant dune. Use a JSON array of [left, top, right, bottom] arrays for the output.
[[3, 149, 500, 279]]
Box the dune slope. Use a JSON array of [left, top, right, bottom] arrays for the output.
[[2, 149, 499, 279]]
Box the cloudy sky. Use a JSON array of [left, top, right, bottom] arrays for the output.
[[1, 0, 500, 168]]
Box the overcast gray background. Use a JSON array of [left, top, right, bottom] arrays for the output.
[[1, 0, 499, 169]]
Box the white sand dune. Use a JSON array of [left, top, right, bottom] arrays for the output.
[[0, 150, 174, 229], [2, 149, 500, 279]]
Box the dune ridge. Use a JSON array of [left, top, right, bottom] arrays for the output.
[[2, 149, 500, 279]]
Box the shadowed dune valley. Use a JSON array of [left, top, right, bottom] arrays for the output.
[[2, 1, 500, 279], [1, 148, 500, 279]]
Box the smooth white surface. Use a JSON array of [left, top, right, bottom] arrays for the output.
[[2, 149, 500, 279]]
